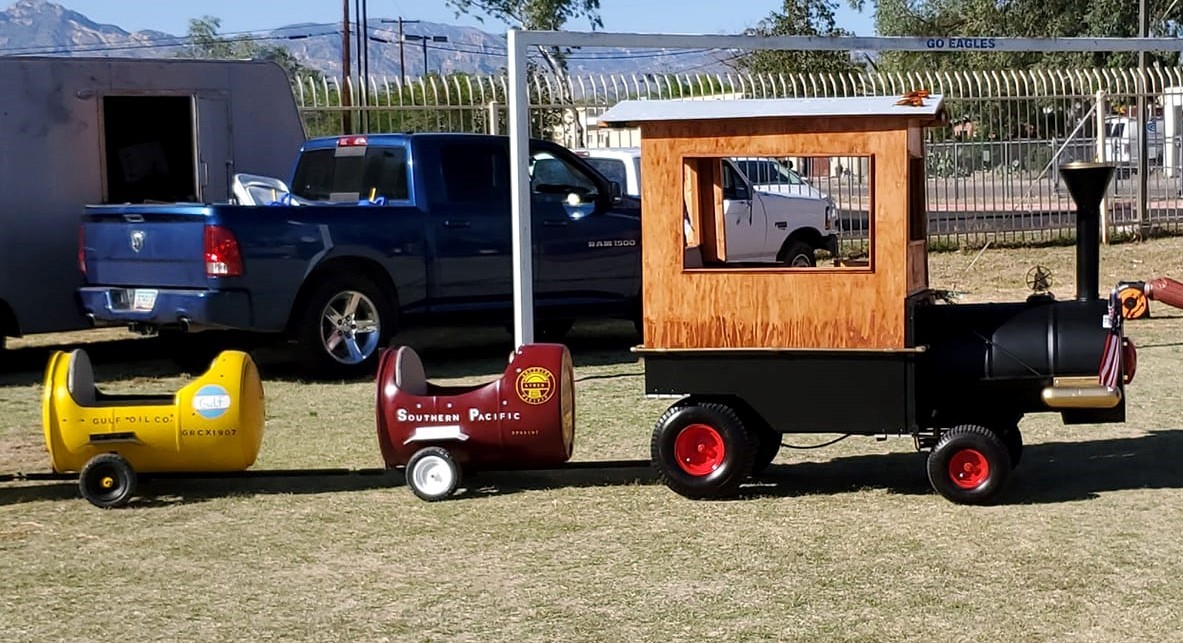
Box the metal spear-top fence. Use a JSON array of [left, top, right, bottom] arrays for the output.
[[293, 67, 1183, 249]]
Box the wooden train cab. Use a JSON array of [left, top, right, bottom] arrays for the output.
[[598, 94, 947, 439]]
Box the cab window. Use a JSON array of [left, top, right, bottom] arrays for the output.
[[529, 151, 599, 202]]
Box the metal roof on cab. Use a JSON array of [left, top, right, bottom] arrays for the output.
[[597, 94, 945, 128]]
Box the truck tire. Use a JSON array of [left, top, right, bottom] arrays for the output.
[[926, 424, 1012, 505], [778, 240, 816, 267], [650, 401, 756, 499], [295, 274, 394, 379]]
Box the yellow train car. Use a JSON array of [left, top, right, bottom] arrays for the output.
[[41, 349, 266, 507]]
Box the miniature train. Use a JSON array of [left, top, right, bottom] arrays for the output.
[[5, 94, 1176, 507]]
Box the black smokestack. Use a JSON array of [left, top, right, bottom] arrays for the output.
[[1060, 161, 1116, 301]]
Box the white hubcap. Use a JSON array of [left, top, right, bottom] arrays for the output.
[[411, 456, 455, 497]]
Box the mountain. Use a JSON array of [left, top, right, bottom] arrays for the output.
[[0, 0, 732, 77]]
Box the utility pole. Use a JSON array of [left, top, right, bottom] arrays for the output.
[[381, 18, 419, 81], [405, 31, 449, 77], [354, 0, 370, 131], [341, 0, 352, 133]]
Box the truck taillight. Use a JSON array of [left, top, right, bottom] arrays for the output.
[[78, 226, 86, 276], [337, 135, 368, 147], [204, 225, 243, 277]]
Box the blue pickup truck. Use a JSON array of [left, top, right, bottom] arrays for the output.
[[79, 133, 642, 377]]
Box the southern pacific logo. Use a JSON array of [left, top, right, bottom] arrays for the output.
[[515, 367, 556, 405], [588, 239, 636, 248]]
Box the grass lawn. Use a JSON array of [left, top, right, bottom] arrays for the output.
[[3, 238, 1183, 641]]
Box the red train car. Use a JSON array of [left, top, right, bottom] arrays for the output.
[[375, 343, 575, 500]]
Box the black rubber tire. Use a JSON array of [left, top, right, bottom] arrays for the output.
[[79, 453, 137, 509], [926, 424, 1012, 505], [405, 446, 461, 501], [778, 239, 816, 267], [294, 273, 394, 379], [999, 425, 1023, 467], [650, 402, 756, 499]]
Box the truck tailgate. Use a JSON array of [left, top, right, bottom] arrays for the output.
[[82, 206, 212, 288]]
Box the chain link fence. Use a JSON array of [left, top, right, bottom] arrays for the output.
[[293, 67, 1183, 248]]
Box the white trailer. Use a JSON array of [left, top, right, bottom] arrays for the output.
[[0, 57, 306, 350]]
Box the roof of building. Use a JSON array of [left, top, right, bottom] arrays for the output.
[[597, 94, 945, 128]]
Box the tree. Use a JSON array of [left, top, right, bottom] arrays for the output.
[[442, 0, 602, 75], [858, 0, 1183, 71], [732, 0, 862, 77], [179, 16, 317, 80]]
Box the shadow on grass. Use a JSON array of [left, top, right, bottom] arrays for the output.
[[0, 321, 642, 386], [457, 460, 656, 500], [749, 429, 1183, 505], [10, 431, 1177, 507], [0, 468, 404, 508]]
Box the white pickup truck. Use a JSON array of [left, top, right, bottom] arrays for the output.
[[577, 148, 838, 266]]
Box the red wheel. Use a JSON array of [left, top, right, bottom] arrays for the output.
[[651, 401, 756, 499], [926, 424, 1011, 505], [947, 448, 989, 489], [673, 424, 726, 476]]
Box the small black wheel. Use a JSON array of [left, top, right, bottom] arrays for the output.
[[79, 453, 137, 508], [406, 447, 461, 501], [295, 273, 395, 379], [999, 426, 1023, 467], [778, 240, 816, 267], [926, 425, 1012, 505], [650, 402, 756, 499]]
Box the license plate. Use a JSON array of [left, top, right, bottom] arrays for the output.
[[131, 289, 157, 312]]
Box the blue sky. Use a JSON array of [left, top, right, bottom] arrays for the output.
[[52, 0, 876, 37]]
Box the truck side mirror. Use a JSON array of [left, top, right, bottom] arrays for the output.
[[610, 180, 623, 202]]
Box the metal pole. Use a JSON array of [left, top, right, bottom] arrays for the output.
[[398, 18, 406, 81], [1096, 90, 1109, 243], [362, 0, 369, 129], [508, 29, 535, 347], [1137, 0, 1149, 239], [422, 37, 429, 75], [340, 0, 352, 134]]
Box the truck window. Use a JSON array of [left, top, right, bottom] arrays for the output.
[[733, 158, 805, 188], [722, 162, 750, 201], [583, 157, 627, 191], [291, 146, 410, 202], [529, 151, 599, 202], [439, 143, 508, 203]]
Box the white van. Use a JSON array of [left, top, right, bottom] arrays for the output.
[[1104, 115, 1164, 167], [576, 148, 838, 265]]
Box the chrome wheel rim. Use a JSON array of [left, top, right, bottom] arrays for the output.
[[411, 455, 455, 497], [319, 290, 381, 365]]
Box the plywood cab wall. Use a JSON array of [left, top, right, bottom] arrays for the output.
[[633, 115, 935, 351]]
